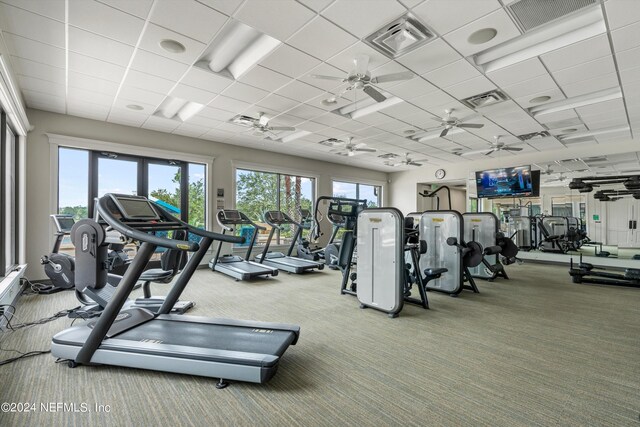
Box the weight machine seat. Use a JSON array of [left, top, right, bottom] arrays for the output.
[[424, 268, 448, 277], [624, 268, 640, 280]]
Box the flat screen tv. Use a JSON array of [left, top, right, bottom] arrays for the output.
[[475, 165, 533, 198]]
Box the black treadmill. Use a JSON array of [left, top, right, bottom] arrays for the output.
[[255, 211, 324, 274], [51, 194, 299, 387], [208, 209, 279, 281]]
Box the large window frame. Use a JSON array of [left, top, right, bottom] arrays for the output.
[[1, 110, 20, 277], [233, 163, 317, 246], [331, 179, 382, 207]]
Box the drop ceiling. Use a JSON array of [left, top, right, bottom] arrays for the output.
[[0, 0, 639, 172]]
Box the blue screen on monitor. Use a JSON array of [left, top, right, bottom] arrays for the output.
[[475, 166, 533, 198]]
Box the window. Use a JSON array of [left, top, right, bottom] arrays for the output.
[[469, 197, 478, 213], [235, 168, 315, 245], [332, 180, 381, 207], [1, 111, 19, 276], [56, 147, 207, 248], [552, 197, 573, 217]]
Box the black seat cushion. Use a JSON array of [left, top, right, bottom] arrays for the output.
[[424, 268, 448, 277], [139, 268, 174, 283]]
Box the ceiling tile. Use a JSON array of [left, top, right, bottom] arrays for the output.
[[322, 0, 406, 39], [170, 83, 217, 104], [68, 52, 126, 82], [138, 23, 207, 65], [300, 63, 348, 91], [11, 57, 65, 85], [3, 34, 65, 68], [188, 114, 226, 128], [108, 109, 148, 127], [276, 79, 325, 102], [68, 26, 134, 66], [118, 85, 166, 106], [234, 0, 315, 41], [443, 9, 521, 57], [150, 0, 227, 43], [297, 0, 334, 12], [514, 87, 565, 109], [172, 122, 210, 138], [503, 73, 558, 99], [412, 0, 501, 35], [611, 20, 640, 53], [142, 115, 181, 132], [69, 0, 144, 45], [68, 71, 120, 96], [423, 59, 481, 88], [540, 34, 611, 72], [410, 89, 457, 111], [604, 0, 640, 30], [257, 94, 300, 112], [221, 81, 269, 103], [620, 65, 640, 86], [18, 75, 65, 97], [237, 66, 291, 93], [196, 0, 243, 15], [0, 4, 65, 47], [97, 0, 153, 18], [261, 44, 321, 78], [616, 45, 640, 71], [288, 16, 358, 61], [197, 106, 236, 121], [386, 77, 437, 100], [396, 38, 461, 75], [208, 95, 251, 113], [286, 103, 326, 120], [112, 97, 156, 114], [445, 75, 497, 100], [0, 0, 65, 21], [326, 41, 390, 74], [130, 49, 190, 80], [123, 69, 175, 94], [180, 67, 233, 93], [561, 73, 620, 98], [552, 55, 616, 86], [486, 58, 546, 88], [67, 86, 114, 104]]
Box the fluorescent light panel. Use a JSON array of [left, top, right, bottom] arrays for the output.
[[561, 125, 629, 140], [529, 87, 622, 116], [474, 7, 605, 72], [280, 130, 311, 143], [198, 20, 281, 80], [156, 97, 204, 122]]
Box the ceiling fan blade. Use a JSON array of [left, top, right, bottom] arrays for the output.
[[355, 148, 377, 153], [311, 74, 345, 81], [408, 162, 423, 167], [457, 123, 484, 129], [269, 126, 296, 131], [484, 149, 497, 156], [503, 146, 523, 151], [353, 54, 370, 76], [461, 149, 490, 156], [371, 71, 414, 84], [363, 85, 386, 102], [412, 159, 429, 163], [439, 128, 449, 137], [354, 142, 367, 148]]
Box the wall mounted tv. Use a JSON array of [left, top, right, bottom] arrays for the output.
[[475, 165, 533, 198]]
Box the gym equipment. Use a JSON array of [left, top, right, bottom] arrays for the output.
[[51, 193, 300, 387], [256, 211, 324, 274], [538, 216, 571, 253], [311, 199, 348, 269], [463, 213, 518, 281], [509, 215, 538, 251], [209, 209, 279, 280], [418, 211, 480, 296], [355, 209, 431, 318], [569, 254, 640, 288], [418, 185, 452, 210], [41, 214, 129, 293], [131, 230, 194, 314], [295, 208, 325, 261]]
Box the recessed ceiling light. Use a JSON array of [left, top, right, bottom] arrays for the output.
[[322, 98, 338, 106], [126, 104, 143, 111], [562, 128, 578, 133], [530, 95, 551, 104], [467, 28, 497, 45], [160, 39, 186, 54], [404, 129, 416, 135]]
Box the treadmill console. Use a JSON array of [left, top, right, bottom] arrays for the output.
[[109, 194, 161, 221], [51, 214, 76, 233], [222, 210, 242, 221], [265, 211, 290, 224]]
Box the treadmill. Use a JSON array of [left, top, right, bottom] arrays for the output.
[[208, 209, 279, 281], [51, 194, 300, 387], [255, 211, 324, 274]]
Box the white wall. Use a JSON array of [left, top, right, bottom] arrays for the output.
[[25, 109, 388, 279], [389, 140, 637, 215]]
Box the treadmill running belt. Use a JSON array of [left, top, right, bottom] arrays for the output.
[[115, 320, 296, 357]]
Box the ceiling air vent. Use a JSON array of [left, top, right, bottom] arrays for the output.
[[461, 90, 509, 109], [230, 115, 256, 126], [364, 13, 435, 59], [507, 0, 598, 32], [318, 138, 344, 147], [518, 130, 551, 141]]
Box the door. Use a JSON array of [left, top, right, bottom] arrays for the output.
[[607, 198, 637, 247]]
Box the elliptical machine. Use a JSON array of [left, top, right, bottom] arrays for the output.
[[295, 208, 325, 261]]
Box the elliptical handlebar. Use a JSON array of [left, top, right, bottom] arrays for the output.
[[97, 195, 244, 251]]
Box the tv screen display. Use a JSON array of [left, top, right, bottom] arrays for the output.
[[476, 166, 533, 198], [531, 170, 540, 197]]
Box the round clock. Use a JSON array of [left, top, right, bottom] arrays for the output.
[[435, 169, 446, 180]]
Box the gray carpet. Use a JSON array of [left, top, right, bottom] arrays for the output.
[[1, 263, 639, 426]]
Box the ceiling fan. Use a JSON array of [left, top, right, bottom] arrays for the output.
[[429, 108, 485, 137], [231, 112, 295, 138], [540, 164, 556, 175], [330, 138, 377, 157], [546, 172, 569, 183], [384, 152, 428, 167], [312, 54, 413, 104], [462, 136, 523, 156]]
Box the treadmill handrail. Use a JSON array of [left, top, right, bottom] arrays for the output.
[[97, 196, 243, 249]]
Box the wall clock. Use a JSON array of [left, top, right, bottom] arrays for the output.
[[435, 169, 446, 180]]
